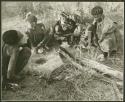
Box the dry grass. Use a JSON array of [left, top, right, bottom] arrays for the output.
[[2, 63, 121, 101], [1, 12, 123, 101]]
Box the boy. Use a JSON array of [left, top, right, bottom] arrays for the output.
[[85, 6, 121, 61], [25, 13, 48, 53]]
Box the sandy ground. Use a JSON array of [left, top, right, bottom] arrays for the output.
[[1, 16, 124, 101], [2, 73, 119, 101]]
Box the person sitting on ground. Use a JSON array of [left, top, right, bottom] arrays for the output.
[[53, 12, 77, 46], [2, 30, 31, 90], [71, 13, 85, 46], [25, 13, 48, 53], [84, 6, 122, 61]]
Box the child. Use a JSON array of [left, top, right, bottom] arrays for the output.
[[85, 6, 120, 61], [25, 13, 47, 53]]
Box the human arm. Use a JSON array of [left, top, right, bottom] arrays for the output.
[[85, 24, 94, 47], [7, 47, 19, 79], [37, 37, 46, 48]]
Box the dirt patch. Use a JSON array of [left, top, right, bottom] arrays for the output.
[[2, 49, 123, 101], [35, 58, 47, 64], [2, 63, 121, 101]]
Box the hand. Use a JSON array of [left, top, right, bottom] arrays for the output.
[[19, 47, 23, 51], [5, 83, 21, 91]]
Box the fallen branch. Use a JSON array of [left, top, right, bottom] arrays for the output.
[[59, 46, 123, 81], [80, 58, 123, 81], [59, 48, 83, 71]]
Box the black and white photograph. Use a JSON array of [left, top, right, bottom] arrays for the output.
[[1, 1, 124, 101]]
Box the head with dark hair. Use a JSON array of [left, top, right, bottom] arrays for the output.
[[91, 6, 104, 22], [27, 15, 37, 23], [26, 14, 37, 28], [2, 30, 22, 45], [61, 12, 69, 18], [91, 6, 103, 16], [60, 12, 69, 24]]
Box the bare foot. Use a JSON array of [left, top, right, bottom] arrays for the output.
[[97, 54, 106, 62]]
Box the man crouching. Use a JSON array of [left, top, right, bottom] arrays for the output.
[[2, 30, 31, 90], [84, 6, 122, 61]]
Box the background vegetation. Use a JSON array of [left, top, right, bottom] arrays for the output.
[[2, 2, 124, 28]]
